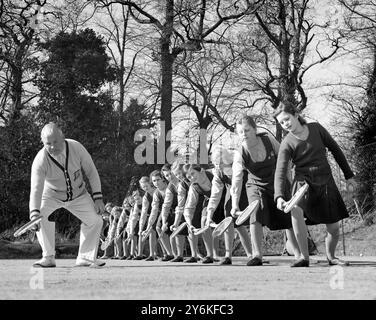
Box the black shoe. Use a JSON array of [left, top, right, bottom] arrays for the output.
[[170, 256, 184, 262], [145, 256, 154, 261], [133, 256, 143, 260], [219, 257, 232, 265], [290, 258, 310, 267], [161, 255, 174, 262], [247, 257, 263, 266], [126, 255, 134, 260], [184, 257, 198, 263], [202, 256, 214, 264], [119, 256, 127, 260], [141, 255, 147, 260]]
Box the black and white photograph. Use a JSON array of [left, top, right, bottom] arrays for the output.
[[1, 0, 376, 306]]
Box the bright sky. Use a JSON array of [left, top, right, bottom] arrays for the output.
[[30, 0, 366, 149]]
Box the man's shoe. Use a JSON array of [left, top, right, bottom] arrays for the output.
[[290, 258, 310, 267], [170, 256, 184, 262], [184, 256, 198, 263], [246, 256, 263, 266], [76, 257, 106, 268], [145, 256, 155, 261], [219, 257, 232, 265], [161, 255, 174, 262], [33, 256, 56, 268], [202, 256, 214, 264]]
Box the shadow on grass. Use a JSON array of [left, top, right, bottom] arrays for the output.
[[0, 240, 78, 259]]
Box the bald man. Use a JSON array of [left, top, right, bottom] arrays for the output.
[[29, 122, 105, 268]]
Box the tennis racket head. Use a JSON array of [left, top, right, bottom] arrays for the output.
[[193, 225, 209, 236], [100, 236, 111, 250], [170, 222, 187, 239], [212, 217, 233, 238], [284, 182, 309, 213], [235, 199, 260, 226], [13, 216, 42, 237]]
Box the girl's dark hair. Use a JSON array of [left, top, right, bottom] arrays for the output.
[[132, 188, 145, 197], [150, 169, 163, 180], [236, 114, 257, 129], [274, 101, 307, 125], [161, 164, 171, 172], [186, 164, 202, 173]]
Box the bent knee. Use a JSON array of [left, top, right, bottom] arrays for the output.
[[326, 222, 340, 237]]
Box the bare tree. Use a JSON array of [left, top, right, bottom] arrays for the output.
[[235, 0, 342, 139], [174, 40, 261, 135], [93, 0, 263, 151], [46, 0, 96, 34], [329, 0, 376, 211], [0, 0, 49, 124]]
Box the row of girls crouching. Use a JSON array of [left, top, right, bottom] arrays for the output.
[[98, 102, 357, 267]]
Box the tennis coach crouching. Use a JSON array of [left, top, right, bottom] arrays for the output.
[[29, 122, 105, 268]]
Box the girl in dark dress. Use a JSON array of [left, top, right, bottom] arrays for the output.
[[171, 162, 199, 263], [205, 146, 253, 265], [274, 102, 357, 267], [138, 176, 157, 261], [184, 164, 223, 263], [161, 164, 186, 262], [232, 115, 300, 266]]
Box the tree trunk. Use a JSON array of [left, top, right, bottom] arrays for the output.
[[9, 64, 23, 124], [159, 0, 174, 153]]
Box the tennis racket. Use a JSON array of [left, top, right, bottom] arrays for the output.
[[192, 222, 218, 236], [283, 182, 309, 213], [14, 216, 42, 237], [100, 235, 113, 251], [211, 199, 261, 237], [235, 200, 260, 226], [212, 217, 233, 238], [192, 225, 209, 236], [170, 222, 187, 239]]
